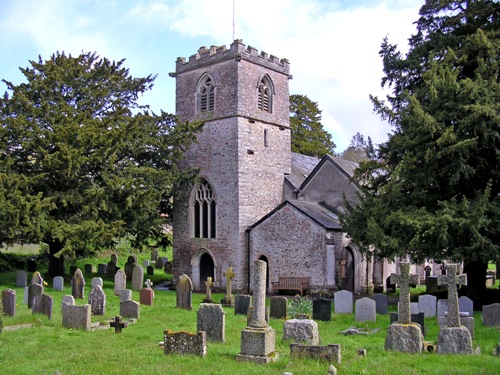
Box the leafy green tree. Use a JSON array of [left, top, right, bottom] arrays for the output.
[[342, 0, 500, 301], [0, 52, 201, 276], [340, 132, 374, 163], [289, 94, 336, 158]]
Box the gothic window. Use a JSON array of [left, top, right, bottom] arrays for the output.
[[192, 179, 216, 238], [258, 75, 273, 113], [198, 75, 215, 113]]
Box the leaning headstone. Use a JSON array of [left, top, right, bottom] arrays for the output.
[[62, 303, 91, 330], [235, 294, 252, 315], [482, 303, 500, 326], [91, 277, 103, 289], [2, 289, 16, 316], [71, 269, 85, 299], [418, 294, 437, 317], [437, 299, 448, 317], [313, 298, 332, 321], [371, 294, 388, 315], [84, 264, 93, 275], [176, 274, 193, 311], [114, 269, 127, 296], [164, 330, 206, 357], [97, 263, 107, 275], [203, 277, 215, 303], [334, 290, 353, 314], [120, 300, 140, 319], [290, 343, 341, 363], [236, 260, 278, 364], [27, 283, 44, 309], [458, 296, 474, 317], [110, 253, 118, 265], [53, 276, 64, 291], [120, 289, 132, 302], [355, 297, 376, 322], [436, 264, 472, 354], [147, 265, 154, 276], [16, 270, 27, 287], [32, 293, 53, 319], [31, 271, 43, 286], [283, 318, 320, 345], [106, 261, 117, 277], [140, 288, 154, 306], [132, 265, 144, 291], [88, 285, 106, 315], [270, 296, 288, 319], [221, 266, 236, 307], [197, 303, 226, 342], [150, 249, 159, 262]]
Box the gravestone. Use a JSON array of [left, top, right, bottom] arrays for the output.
[[140, 288, 154, 306], [53, 276, 64, 291], [458, 296, 473, 317], [23, 286, 28, 304], [71, 269, 85, 299], [221, 266, 235, 307], [97, 263, 107, 275], [155, 258, 164, 269], [197, 303, 226, 342], [165, 261, 173, 274], [142, 260, 150, 268], [16, 270, 27, 287], [355, 297, 376, 322], [110, 253, 118, 265], [150, 249, 159, 262], [32, 293, 53, 319], [438, 316, 475, 338], [106, 261, 117, 277], [283, 318, 320, 345], [176, 274, 193, 311], [110, 315, 128, 333], [114, 269, 127, 296], [290, 343, 341, 363], [124, 260, 136, 279], [131, 265, 144, 291], [2, 289, 16, 316], [147, 265, 154, 276], [203, 276, 215, 303], [437, 299, 448, 317], [390, 312, 425, 337], [61, 295, 75, 311], [313, 298, 332, 321], [436, 264, 472, 354], [120, 300, 140, 319], [88, 285, 106, 315], [385, 276, 396, 292], [91, 277, 103, 289], [62, 303, 91, 330], [164, 330, 206, 357], [27, 258, 36, 272], [398, 302, 419, 315], [145, 278, 154, 292], [270, 296, 288, 319], [370, 294, 388, 314], [160, 257, 168, 265], [31, 271, 44, 286], [482, 303, 500, 326], [236, 260, 278, 364], [27, 283, 43, 308], [120, 289, 132, 302], [418, 294, 437, 317], [334, 290, 353, 314], [84, 264, 93, 275], [235, 294, 252, 315]]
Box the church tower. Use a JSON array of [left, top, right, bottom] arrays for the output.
[[172, 40, 291, 292]]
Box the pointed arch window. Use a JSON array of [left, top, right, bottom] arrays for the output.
[[258, 75, 273, 113], [192, 179, 216, 238], [198, 75, 215, 113]]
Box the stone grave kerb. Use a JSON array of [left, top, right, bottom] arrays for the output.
[[390, 262, 419, 324], [438, 264, 467, 327]]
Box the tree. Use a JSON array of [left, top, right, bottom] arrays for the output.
[[342, 0, 500, 302], [340, 132, 374, 163], [289, 94, 336, 158], [0, 52, 201, 276]]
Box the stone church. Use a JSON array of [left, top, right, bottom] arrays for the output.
[[171, 40, 399, 295]]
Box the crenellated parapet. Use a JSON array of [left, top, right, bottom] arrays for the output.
[[174, 40, 290, 75]]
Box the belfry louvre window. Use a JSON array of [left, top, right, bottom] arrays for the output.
[[258, 75, 273, 113], [192, 179, 216, 238], [198, 75, 215, 112]]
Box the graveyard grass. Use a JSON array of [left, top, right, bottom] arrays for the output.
[[0, 260, 499, 374]]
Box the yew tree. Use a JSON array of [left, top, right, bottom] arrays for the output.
[[342, 0, 500, 301], [0, 52, 200, 275]]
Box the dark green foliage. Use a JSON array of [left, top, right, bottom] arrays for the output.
[[0, 295, 3, 333], [340, 132, 374, 163], [342, 0, 500, 299], [0, 52, 201, 275], [289, 94, 336, 157]]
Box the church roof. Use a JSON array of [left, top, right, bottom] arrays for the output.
[[286, 152, 321, 190]]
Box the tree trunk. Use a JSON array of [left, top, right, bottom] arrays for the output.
[[46, 240, 65, 277], [462, 260, 487, 308]]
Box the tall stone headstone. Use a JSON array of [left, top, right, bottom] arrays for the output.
[[270, 296, 288, 319], [110, 253, 118, 265], [235, 294, 252, 315], [88, 285, 106, 315], [236, 260, 278, 364], [334, 290, 353, 314], [28, 283, 43, 309], [418, 294, 437, 317], [32, 293, 53, 319], [106, 261, 117, 277], [150, 249, 159, 262], [132, 265, 144, 291], [197, 303, 226, 342], [114, 269, 127, 296], [124, 256, 136, 279], [2, 289, 16, 316], [16, 270, 27, 287], [355, 298, 376, 323], [221, 266, 236, 306], [53, 276, 64, 291], [71, 269, 85, 299], [176, 274, 193, 310]]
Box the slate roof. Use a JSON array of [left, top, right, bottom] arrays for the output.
[[286, 152, 320, 190]]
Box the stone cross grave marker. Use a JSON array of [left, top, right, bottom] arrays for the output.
[[110, 315, 128, 333], [145, 279, 153, 289], [203, 276, 215, 303], [438, 264, 467, 327], [390, 262, 419, 324], [176, 274, 193, 310], [71, 269, 85, 299], [221, 266, 235, 306]]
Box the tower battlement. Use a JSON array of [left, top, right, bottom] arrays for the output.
[[175, 40, 290, 75]]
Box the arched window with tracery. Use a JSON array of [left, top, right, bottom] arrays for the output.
[[197, 75, 215, 113], [192, 179, 216, 238], [257, 75, 273, 113]]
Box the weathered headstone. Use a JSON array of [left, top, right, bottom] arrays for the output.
[[32, 293, 53, 319], [140, 288, 154, 306], [71, 269, 85, 299], [313, 298, 332, 321], [334, 290, 353, 314], [110, 253, 118, 265], [197, 303, 226, 342], [146, 265, 154, 276], [91, 277, 103, 289], [438, 315, 475, 338], [53, 276, 64, 291], [110, 315, 127, 333], [131, 265, 144, 291], [88, 285, 106, 315], [16, 270, 27, 287], [176, 274, 193, 311], [390, 312, 425, 337], [165, 261, 173, 274], [61, 295, 75, 311], [436, 264, 472, 354], [482, 303, 500, 326], [283, 318, 320, 345], [97, 263, 107, 275], [84, 264, 93, 275], [27, 283, 43, 308], [155, 258, 165, 269], [221, 266, 235, 306], [418, 294, 437, 317], [203, 276, 215, 303], [114, 269, 127, 296], [235, 294, 252, 315], [142, 260, 150, 268], [270, 296, 288, 319], [290, 343, 341, 363], [458, 296, 473, 317], [106, 261, 117, 277], [237, 260, 278, 364], [371, 293, 388, 314], [2, 289, 16, 316], [355, 297, 376, 322], [150, 249, 159, 262], [120, 289, 132, 302], [31, 271, 44, 286], [120, 300, 140, 319], [164, 330, 206, 357], [62, 303, 91, 330]]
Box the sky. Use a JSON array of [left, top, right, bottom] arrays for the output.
[[0, 0, 423, 151]]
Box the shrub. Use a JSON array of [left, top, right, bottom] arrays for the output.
[[288, 295, 313, 318]]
